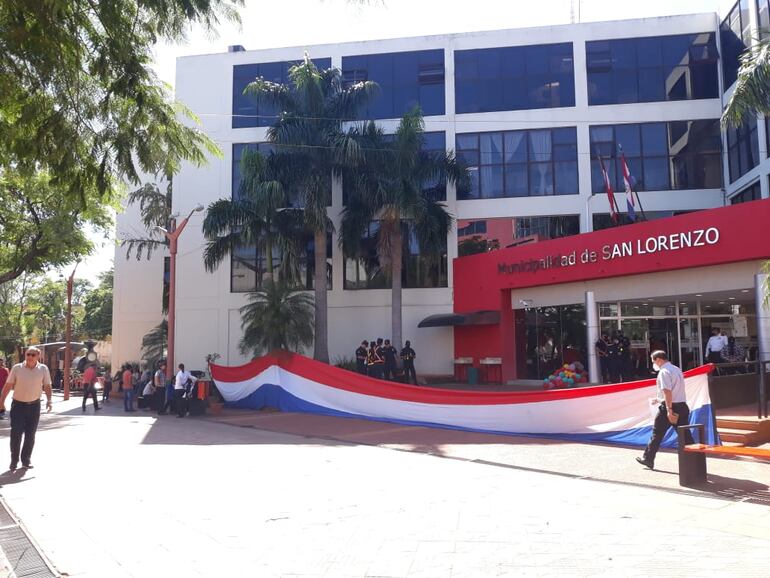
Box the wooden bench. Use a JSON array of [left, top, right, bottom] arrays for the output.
[[676, 424, 770, 487]]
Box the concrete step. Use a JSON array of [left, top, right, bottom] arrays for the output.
[[717, 427, 763, 445], [716, 417, 770, 432]]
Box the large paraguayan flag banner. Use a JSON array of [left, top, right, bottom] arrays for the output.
[[211, 353, 720, 448]]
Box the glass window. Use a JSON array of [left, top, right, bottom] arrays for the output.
[[457, 215, 579, 256], [344, 221, 447, 289], [520, 304, 587, 381], [232, 58, 331, 128], [721, 1, 750, 89], [587, 33, 718, 105], [342, 50, 445, 119], [589, 120, 722, 194], [230, 233, 332, 293], [592, 209, 698, 231], [620, 301, 676, 317], [457, 127, 578, 200], [730, 180, 762, 204], [759, 0, 770, 39], [726, 116, 759, 182], [232, 143, 274, 201], [455, 43, 575, 114]]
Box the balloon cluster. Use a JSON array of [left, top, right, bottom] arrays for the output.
[[542, 362, 588, 390]]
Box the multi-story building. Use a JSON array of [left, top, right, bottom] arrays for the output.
[[112, 2, 770, 376]]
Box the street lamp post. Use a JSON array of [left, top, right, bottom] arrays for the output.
[[63, 260, 80, 400], [156, 204, 204, 380]]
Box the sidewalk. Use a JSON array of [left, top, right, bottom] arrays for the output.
[[0, 395, 768, 577]]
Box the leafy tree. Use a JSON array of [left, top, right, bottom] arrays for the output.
[[239, 281, 314, 358], [0, 171, 114, 285], [0, 276, 28, 358], [23, 276, 92, 344], [458, 236, 501, 257], [244, 55, 377, 362], [0, 0, 235, 201], [141, 320, 168, 370], [81, 269, 114, 341], [341, 108, 469, 354], [202, 149, 306, 284]]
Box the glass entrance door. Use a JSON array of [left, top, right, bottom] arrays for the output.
[[678, 317, 701, 371], [620, 318, 679, 377]]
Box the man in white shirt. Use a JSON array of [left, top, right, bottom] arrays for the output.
[[704, 328, 728, 364], [173, 363, 197, 418], [0, 346, 53, 471], [636, 350, 693, 470]]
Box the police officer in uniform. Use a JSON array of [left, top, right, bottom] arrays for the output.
[[382, 339, 397, 380], [372, 339, 385, 378], [618, 330, 632, 380], [400, 340, 417, 385], [355, 341, 368, 375], [607, 336, 621, 383], [595, 334, 609, 383]]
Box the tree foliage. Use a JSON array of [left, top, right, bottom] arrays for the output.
[[0, 0, 236, 200], [121, 180, 172, 261], [0, 171, 113, 285], [81, 269, 114, 340], [239, 281, 314, 358], [141, 319, 167, 369], [723, 37, 770, 127]]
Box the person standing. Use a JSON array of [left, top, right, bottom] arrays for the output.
[[636, 350, 694, 470], [618, 331, 633, 380], [154, 361, 168, 415], [102, 371, 112, 403], [0, 346, 53, 471], [121, 364, 135, 412], [355, 341, 368, 375], [366, 341, 379, 378], [595, 334, 609, 383], [606, 337, 621, 383], [400, 341, 417, 385], [382, 339, 397, 381], [81, 362, 101, 412], [705, 328, 727, 364], [174, 363, 196, 418]]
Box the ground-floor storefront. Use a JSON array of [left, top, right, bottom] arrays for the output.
[[451, 199, 770, 384]]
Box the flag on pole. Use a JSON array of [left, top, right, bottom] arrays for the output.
[[598, 155, 619, 224], [619, 150, 637, 222]]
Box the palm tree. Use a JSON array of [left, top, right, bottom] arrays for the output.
[[341, 107, 470, 355], [121, 179, 172, 261], [239, 280, 315, 357], [141, 320, 168, 370], [722, 37, 770, 127], [722, 37, 770, 302], [244, 54, 377, 363], [202, 148, 305, 284]]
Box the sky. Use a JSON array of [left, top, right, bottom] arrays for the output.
[[70, 0, 726, 283]]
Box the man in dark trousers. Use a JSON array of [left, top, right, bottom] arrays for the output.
[[81, 362, 100, 412], [355, 341, 368, 375], [636, 350, 694, 470], [0, 346, 53, 471], [400, 341, 417, 385], [382, 339, 397, 380]]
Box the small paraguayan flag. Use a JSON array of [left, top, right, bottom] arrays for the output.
[[619, 151, 636, 222]]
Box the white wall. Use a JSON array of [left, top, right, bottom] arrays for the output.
[[115, 11, 764, 375]]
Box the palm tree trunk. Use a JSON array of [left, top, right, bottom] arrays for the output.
[[391, 217, 403, 361], [313, 229, 329, 363]]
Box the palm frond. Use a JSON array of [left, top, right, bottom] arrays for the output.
[[723, 37, 770, 127]]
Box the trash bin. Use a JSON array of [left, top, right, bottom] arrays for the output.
[[467, 367, 479, 385]]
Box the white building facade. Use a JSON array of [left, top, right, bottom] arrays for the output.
[[112, 2, 770, 375]]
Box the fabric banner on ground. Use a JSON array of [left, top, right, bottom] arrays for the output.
[[210, 353, 719, 448]]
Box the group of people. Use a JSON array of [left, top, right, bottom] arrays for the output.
[[705, 327, 746, 364], [354, 339, 418, 384], [594, 331, 633, 383]]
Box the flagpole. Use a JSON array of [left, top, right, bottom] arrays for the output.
[[596, 151, 621, 226]]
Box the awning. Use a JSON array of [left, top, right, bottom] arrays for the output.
[[418, 310, 500, 328]]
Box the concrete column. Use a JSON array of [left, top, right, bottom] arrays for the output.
[[585, 290, 600, 384], [755, 274, 770, 415], [500, 290, 517, 384]]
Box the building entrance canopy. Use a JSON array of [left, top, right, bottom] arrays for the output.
[[452, 200, 770, 383]]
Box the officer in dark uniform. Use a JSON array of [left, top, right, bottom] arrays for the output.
[[382, 339, 397, 380], [400, 340, 417, 385], [366, 341, 376, 376], [355, 341, 368, 375], [373, 338, 385, 378]]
